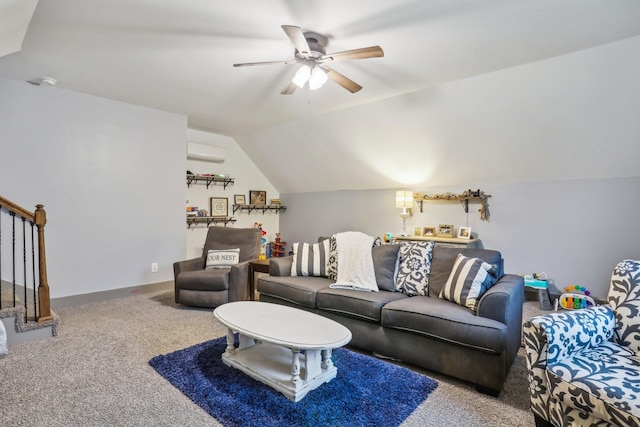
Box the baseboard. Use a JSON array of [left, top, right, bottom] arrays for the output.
[[51, 281, 174, 309]]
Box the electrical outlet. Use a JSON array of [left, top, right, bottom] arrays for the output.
[[151, 262, 158, 273]]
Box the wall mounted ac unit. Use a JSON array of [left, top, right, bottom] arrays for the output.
[[187, 142, 225, 163]]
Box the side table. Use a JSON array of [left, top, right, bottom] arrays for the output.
[[248, 258, 270, 301]]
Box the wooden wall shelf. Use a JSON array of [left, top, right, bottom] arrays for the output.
[[186, 216, 236, 228], [414, 191, 492, 221], [186, 174, 234, 189], [232, 204, 286, 215]]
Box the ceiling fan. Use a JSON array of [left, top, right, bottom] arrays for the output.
[[233, 25, 384, 95]]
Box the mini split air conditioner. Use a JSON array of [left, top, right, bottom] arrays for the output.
[[187, 142, 226, 163]]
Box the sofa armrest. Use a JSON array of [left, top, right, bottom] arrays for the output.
[[269, 256, 293, 276], [476, 274, 523, 325]]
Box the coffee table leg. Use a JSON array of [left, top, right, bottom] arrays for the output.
[[225, 328, 235, 354], [321, 349, 333, 369], [291, 349, 301, 383]]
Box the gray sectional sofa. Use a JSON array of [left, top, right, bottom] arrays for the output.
[[257, 245, 524, 395]]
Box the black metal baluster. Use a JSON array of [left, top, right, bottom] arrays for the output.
[[31, 221, 37, 321], [0, 207, 3, 308], [11, 211, 16, 307], [22, 217, 28, 323]]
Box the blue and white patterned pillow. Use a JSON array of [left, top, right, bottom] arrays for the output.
[[439, 254, 497, 311], [395, 241, 434, 296]]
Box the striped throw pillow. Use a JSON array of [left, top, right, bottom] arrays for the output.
[[291, 240, 331, 277], [439, 254, 497, 312]]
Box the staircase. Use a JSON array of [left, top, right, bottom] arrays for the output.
[[0, 196, 57, 349]]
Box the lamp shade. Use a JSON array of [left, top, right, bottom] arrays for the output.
[[292, 65, 311, 88], [309, 66, 328, 90], [395, 191, 414, 209]]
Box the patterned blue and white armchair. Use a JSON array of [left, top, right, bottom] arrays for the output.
[[523, 260, 640, 427]]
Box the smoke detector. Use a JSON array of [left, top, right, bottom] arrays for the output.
[[27, 77, 57, 86]]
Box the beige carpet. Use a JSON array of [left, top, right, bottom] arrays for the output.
[[0, 288, 542, 426]]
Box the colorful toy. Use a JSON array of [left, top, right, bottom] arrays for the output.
[[556, 285, 595, 310]]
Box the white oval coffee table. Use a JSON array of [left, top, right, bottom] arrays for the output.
[[213, 301, 352, 402]]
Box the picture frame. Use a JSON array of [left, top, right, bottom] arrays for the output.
[[437, 224, 454, 238], [234, 194, 246, 205], [457, 226, 472, 239], [422, 226, 436, 237], [249, 190, 266, 205], [414, 227, 422, 236], [209, 197, 228, 217]]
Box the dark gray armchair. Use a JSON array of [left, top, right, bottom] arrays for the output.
[[174, 226, 261, 308]]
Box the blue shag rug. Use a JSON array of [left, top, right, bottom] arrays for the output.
[[149, 336, 438, 427]]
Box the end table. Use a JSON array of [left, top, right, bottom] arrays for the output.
[[248, 259, 270, 301]]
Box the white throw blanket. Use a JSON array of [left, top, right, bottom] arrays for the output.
[[330, 231, 378, 292]]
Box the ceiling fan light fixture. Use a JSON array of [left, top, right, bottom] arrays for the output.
[[308, 66, 328, 90], [292, 65, 311, 88]]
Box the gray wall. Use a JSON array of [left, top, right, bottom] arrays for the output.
[[280, 176, 640, 299], [0, 76, 186, 298]]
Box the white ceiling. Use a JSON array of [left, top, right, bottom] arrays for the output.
[[2, 0, 640, 194], [2, 0, 640, 137]]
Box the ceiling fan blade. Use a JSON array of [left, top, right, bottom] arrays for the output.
[[321, 46, 384, 63], [321, 66, 363, 93], [280, 81, 297, 95], [281, 25, 310, 56], [233, 60, 294, 67]]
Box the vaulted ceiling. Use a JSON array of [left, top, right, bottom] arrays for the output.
[[2, 0, 640, 193]]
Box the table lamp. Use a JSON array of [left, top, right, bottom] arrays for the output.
[[395, 191, 413, 236]]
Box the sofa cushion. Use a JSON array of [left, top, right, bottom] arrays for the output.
[[439, 254, 497, 312], [256, 275, 331, 308], [546, 341, 640, 426], [317, 288, 408, 323], [395, 241, 434, 296], [176, 268, 230, 291], [382, 296, 507, 353], [291, 240, 331, 277], [429, 247, 503, 298], [372, 244, 401, 292]]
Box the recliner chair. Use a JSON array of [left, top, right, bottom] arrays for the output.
[[174, 226, 261, 308]]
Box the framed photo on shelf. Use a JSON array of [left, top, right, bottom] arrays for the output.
[[422, 227, 436, 237], [234, 194, 246, 205], [209, 197, 228, 217], [458, 226, 472, 239], [437, 224, 454, 238], [249, 190, 266, 205]]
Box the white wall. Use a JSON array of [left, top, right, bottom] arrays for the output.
[[280, 177, 640, 300], [0, 76, 186, 298], [184, 129, 280, 260], [237, 36, 640, 194]]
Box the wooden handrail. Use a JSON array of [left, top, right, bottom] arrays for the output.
[[0, 196, 52, 322], [0, 195, 35, 222]]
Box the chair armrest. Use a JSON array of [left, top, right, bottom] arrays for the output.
[[173, 257, 205, 276], [524, 305, 615, 366], [228, 260, 251, 302], [523, 305, 615, 423], [268, 256, 293, 276]]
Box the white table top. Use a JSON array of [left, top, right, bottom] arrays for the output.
[[214, 301, 352, 350]]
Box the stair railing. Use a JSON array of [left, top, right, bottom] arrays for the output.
[[0, 196, 52, 322]]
